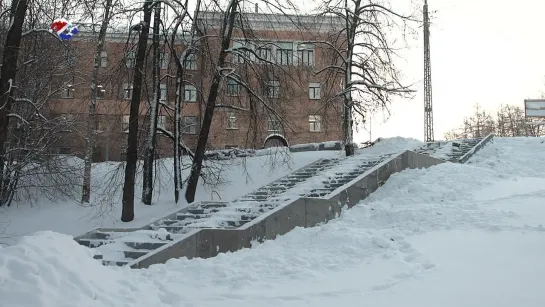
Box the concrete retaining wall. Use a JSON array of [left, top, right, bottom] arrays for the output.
[[127, 150, 445, 268]]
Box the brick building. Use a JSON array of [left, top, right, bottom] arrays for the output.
[[48, 11, 345, 161]]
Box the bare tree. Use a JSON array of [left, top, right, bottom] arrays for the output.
[[445, 103, 537, 140], [81, 0, 116, 203], [141, 2, 162, 205], [121, 0, 152, 222], [0, 0, 91, 207], [184, 0, 241, 203], [315, 0, 417, 156], [161, 0, 198, 203], [461, 104, 495, 138], [184, 0, 309, 203], [496, 104, 526, 137], [0, 0, 30, 206]]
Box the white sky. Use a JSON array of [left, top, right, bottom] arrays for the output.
[[355, 0, 545, 142]]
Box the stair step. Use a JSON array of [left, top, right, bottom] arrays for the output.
[[324, 183, 344, 189], [149, 225, 192, 234], [89, 231, 116, 240], [123, 250, 150, 260], [200, 203, 228, 209], [77, 238, 110, 248], [188, 208, 220, 215], [176, 213, 210, 221], [125, 241, 167, 250], [159, 219, 181, 226], [102, 260, 131, 267]]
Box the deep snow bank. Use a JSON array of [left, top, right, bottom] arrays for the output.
[[0, 231, 165, 307]]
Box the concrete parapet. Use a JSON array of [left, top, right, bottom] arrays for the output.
[[458, 133, 494, 163], [406, 150, 446, 169], [128, 230, 200, 269]]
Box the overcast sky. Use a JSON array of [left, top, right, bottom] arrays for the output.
[[354, 0, 545, 142]]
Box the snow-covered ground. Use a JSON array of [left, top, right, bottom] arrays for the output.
[[2, 137, 545, 307], [0, 150, 341, 242], [0, 137, 421, 242]]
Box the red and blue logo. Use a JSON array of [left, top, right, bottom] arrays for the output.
[[50, 18, 79, 41]]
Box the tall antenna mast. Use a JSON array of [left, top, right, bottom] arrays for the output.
[[423, 0, 434, 142]]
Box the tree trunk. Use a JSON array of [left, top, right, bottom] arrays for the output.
[[342, 0, 358, 157], [173, 73, 183, 203], [82, 0, 113, 203], [0, 0, 29, 206], [141, 3, 161, 205], [121, 0, 152, 222], [185, 1, 239, 203]]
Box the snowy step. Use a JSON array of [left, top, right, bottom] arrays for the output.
[[302, 189, 333, 198], [149, 225, 195, 233], [85, 231, 119, 240], [80, 239, 166, 252], [199, 203, 229, 209], [256, 186, 286, 192], [187, 208, 220, 215], [124, 241, 168, 250], [157, 219, 182, 226], [176, 213, 210, 221], [238, 195, 269, 201], [102, 260, 131, 267], [123, 250, 151, 260], [77, 238, 111, 248]]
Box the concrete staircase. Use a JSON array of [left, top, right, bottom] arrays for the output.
[[76, 153, 393, 266], [413, 134, 494, 163], [74, 135, 494, 268], [78, 229, 182, 266]]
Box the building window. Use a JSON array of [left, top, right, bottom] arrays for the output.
[[268, 118, 282, 132], [182, 116, 199, 134], [96, 85, 105, 99], [183, 53, 196, 70], [276, 42, 293, 65], [100, 51, 108, 67], [122, 115, 130, 132], [232, 40, 248, 63], [309, 115, 322, 132], [226, 112, 238, 129], [160, 52, 169, 69], [309, 82, 321, 100], [157, 115, 166, 132], [227, 78, 241, 96], [62, 48, 76, 67], [61, 83, 74, 99], [125, 51, 136, 68], [184, 84, 197, 102], [267, 80, 280, 99], [123, 83, 133, 100], [160, 84, 167, 101], [298, 44, 315, 66], [256, 43, 272, 63]]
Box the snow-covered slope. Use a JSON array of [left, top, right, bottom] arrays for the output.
[[0, 137, 417, 243], [0, 150, 341, 242], [2, 137, 544, 307]]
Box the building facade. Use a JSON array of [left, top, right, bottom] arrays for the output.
[[48, 11, 345, 161]]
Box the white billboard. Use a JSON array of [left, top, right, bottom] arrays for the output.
[[524, 99, 545, 117]]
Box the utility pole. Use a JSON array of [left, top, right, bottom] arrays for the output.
[[423, 0, 434, 142]]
